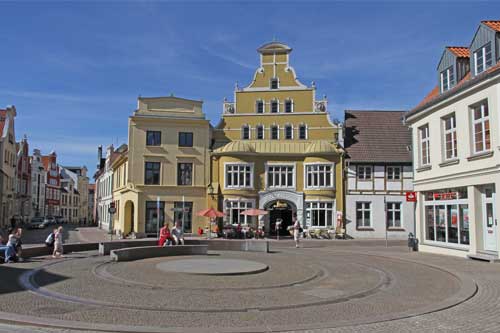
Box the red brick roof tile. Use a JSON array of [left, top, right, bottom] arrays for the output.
[[447, 46, 469, 58], [483, 20, 500, 32]]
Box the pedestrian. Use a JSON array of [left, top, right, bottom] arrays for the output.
[[171, 221, 184, 245], [293, 213, 301, 248], [6, 228, 22, 262], [45, 228, 57, 248], [52, 226, 64, 258], [158, 223, 172, 247]]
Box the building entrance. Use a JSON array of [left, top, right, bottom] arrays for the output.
[[268, 200, 293, 236]]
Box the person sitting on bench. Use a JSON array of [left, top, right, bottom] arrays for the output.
[[171, 221, 185, 245]]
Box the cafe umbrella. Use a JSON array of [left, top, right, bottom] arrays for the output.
[[196, 208, 224, 239]]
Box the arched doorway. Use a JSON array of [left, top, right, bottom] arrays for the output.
[[265, 200, 296, 236], [124, 201, 134, 235]]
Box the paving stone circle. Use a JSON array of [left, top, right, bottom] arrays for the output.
[[155, 258, 269, 275]]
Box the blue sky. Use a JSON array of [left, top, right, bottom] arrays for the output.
[[1, 1, 499, 177]]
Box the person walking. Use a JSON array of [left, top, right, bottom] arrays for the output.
[[45, 228, 57, 248], [52, 226, 64, 258], [293, 213, 301, 248]]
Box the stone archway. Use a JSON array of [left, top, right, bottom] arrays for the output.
[[259, 190, 304, 234], [124, 201, 135, 236]]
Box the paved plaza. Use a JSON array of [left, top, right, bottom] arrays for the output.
[[0, 240, 499, 332]]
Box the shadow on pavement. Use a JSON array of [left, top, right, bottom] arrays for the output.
[[0, 264, 69, 296]]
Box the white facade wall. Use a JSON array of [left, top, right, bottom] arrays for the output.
[[97, 169, 113, 232], [408, 75, 500, 257], [346, 164, 415, 239]]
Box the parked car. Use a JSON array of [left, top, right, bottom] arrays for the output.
[[43, 216, 56, 226], [28, 217, 46, 229], [55, 216, 66, 224]]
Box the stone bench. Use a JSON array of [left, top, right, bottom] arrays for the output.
[[99, 240, 157, 255], [110, 245, 208, 262], [22, 242, 99, 258], [206, 239, 269, 253]]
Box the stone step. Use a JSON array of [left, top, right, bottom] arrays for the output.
[[468, 253, 500, 263]]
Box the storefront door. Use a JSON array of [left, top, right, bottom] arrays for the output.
[[483, 187, 497, 252]]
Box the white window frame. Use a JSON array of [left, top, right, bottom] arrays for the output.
[[304, 163, 335, 189], [474, 42, 492, 75], [298, 124, 308, 140], [256, 124, 265, 140], [224, 163, 254, 190], [284, 99, 294, 113], [284, 124, 293, 140], [356, 202, 372, 228], [386, 202, 402, 229], [387, 166, 401, 181], [419, 125, 430, 166], [224, 198, 255, 226], [256, 100, 264, 114], [241, 125, 250, 140], [270, 77, 279, 89], [270, 99, 279, 113], [305, 201, 335, 228], [265, 163, 295, 189], [357, 165, 372, 180], [471, 101, 490, 154], [271, 125, 279, 140], [440, 66, 454, 92], [443, 113, 457, 160]]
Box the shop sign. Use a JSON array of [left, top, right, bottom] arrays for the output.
[[433, 192, 457, 200], [406, 192, 417, 202]]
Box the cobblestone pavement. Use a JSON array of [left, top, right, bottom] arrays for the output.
[[0, 241, 498, 332]]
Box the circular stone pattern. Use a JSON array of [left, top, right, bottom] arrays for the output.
[[156, 258, 268, 275]]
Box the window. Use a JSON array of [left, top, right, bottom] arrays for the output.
[[271, 125, 279, 140], [256, 100, 264, 113], [270, 78, 278, 89], [443, 114, 457, 160], [284, 125, 293, 139], [474, 42, 492, 75], [177, 163, 193, 185], [387, 202, 402, 228], [225, 164, 253, 188], [146, 131, 161, 146], [271, 100, 279, 113], [305, 164, 334, 188], [357, 166, 372, 180], [226, 200, 253, 225], [267, 165, 294, 188], [144, 162, 160, 185], [242, 125, 250, 140], [420, 125, 430, 166], [145, 201, 164, 234], [174, 201, 193, 233], [356, 202, 371, 228], [285, 99, 293, 113], [306, 202, 334, 227], [387, 166, 401, 180], [179, 132, 193, 147], [299, 125, 307, 139], [472, 101, 490, 153], [256, 125, 264, 140], [440, 66, 454, 92]]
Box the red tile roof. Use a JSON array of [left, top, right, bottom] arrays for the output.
[[483, 20, 500, 32], [447, 46, 469, 58], [344, 110, 412, 163]]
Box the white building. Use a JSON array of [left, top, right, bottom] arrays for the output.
[[344, 110, 415, 239], [30, 149, 46, 218], [62, 166, 89, 223], [405, 20, 500, 259], [96, 145, 115, 232]]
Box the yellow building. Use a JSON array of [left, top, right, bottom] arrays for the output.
[[114, 96, 211, 237], [210, 42, 344, 235]]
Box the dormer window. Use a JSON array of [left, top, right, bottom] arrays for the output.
[[474, 42, 492, 75], [271, 100, 279, 113], [242, 125, 250, 140], [256, 125, 264, 139], [256, 100, 264, 113], [285, 99, 293, 113], [270, 78, 279, 89], [440, 66, 454, 92]]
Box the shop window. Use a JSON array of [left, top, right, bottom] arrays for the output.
[[145, 201, 164, 235], [306, 202, 334, 228], [226, 200, 253, 225], [174, 201, 193, 233]]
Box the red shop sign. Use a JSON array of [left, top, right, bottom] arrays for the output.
[[406, 192, 417, 202]]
